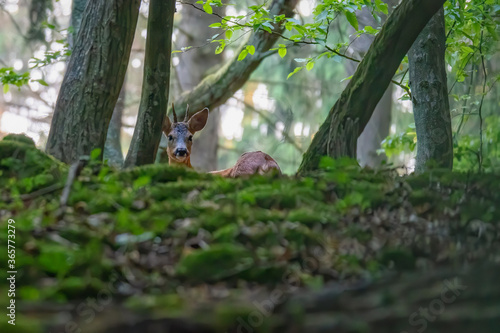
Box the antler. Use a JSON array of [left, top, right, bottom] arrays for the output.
[[171, 103, 178, 123], [184, 104, 190, 122]]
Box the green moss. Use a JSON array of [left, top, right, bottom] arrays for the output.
[[0, 140, 66, 193], [1, 149, 500, 328], [2, 133, 36, 146], [176, 244, 254, 282], [379, 248, 416, 271]]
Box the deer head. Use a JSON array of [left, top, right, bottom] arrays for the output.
[[162, 104, 209, 167]]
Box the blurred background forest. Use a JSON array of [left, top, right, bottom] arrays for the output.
[[0, 0, 499, 174]]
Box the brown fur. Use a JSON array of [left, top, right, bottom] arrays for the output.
[[209, 151, 281, 178]]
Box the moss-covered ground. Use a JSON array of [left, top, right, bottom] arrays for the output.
[[0, 136, 499, 332]]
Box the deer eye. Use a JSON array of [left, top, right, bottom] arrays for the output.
[[168, 135, 173, 141], [188, 135, 193, 141]]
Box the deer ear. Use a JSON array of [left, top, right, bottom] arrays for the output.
[[162, 115, 172, 135], [188, 108, 209, 133]]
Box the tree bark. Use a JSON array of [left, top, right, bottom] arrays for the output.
[[69, 0, 88, 49], [103, 79, 126, 167], [123, 0, 175, 167], [27, 0, 52, 42], [46, 0, 140, 164], [408, 8, 453, 172], [297, 0, 446, 174], [175, 1, 225, 172]]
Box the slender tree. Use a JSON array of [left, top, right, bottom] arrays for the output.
[[103, 78, 126, 167], [175, 1, 226, 171], [46, 0, 140, 164], [298, 0, 446, 174], [408, 8, 453, 172], [123, 0, 175, 167]]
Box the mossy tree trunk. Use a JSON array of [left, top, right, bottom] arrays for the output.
[[123, 0, 175, 167], [46, 0, 140, 164], [408, 8, 453, 172], [297, 0, 446, 174]]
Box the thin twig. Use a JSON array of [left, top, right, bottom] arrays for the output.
[[477, 30, 487, 172], [391, 79, 412, 100], [60, 158, 87, 208], [455, 64, 475, 140], [19, 183, 63, 201]]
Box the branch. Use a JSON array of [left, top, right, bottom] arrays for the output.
[[169, 0, 298, 118]]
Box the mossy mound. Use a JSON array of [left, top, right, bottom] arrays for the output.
[[0, 151, 499, 332], [2, 133, 36, 145], [0, 136, 66, 193]]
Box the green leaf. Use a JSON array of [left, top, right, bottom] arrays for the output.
[[345, 11, 359, 31], [36, 79, 49, 86], [306, 61, 314, 71], [133, 175, 151, 189], [237, 49, 248, 61], [364, 25, 379, 35], [340, 75, 353, 82], [226, 29, 233, 40], [90, 148, 102, 160], [3, 84, 9, 94], [246, 45, 255, 55], [461, 46, 474, 54], [209, 22, 221, 28], [287, 66, 303, 79], [203, 3, 213, 14], [278, 47, 287, 58], [261, 25, 272, 34]]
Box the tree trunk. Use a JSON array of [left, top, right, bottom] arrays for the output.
[[27, 0, 52, 42], [46, 0, 140, 164], [103, 79, 126, 167], [123, 0, 175, 167], [297, 0, 446, 174], [169, 0, 298, 119], [175, 1, 225, 171], [346, 1, 396, 168], [69, 0, 88, 49], [408, 8, 453, 172]]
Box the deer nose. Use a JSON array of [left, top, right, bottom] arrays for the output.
[[175, 148, 188, 157]]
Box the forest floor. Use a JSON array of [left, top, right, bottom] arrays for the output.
[[1, 134, 499, 333]]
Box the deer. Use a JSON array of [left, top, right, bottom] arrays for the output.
[[162, 104, 281, 177]]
